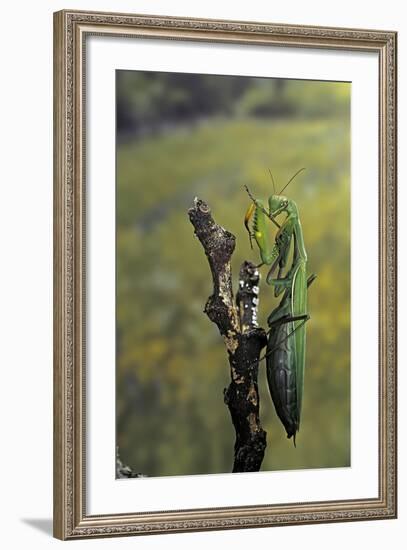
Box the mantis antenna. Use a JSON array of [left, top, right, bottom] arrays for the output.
[[278, 167, 306, 195], [268, 168, 276, 195]]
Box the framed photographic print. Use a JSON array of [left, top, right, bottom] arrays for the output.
[[53, 9, 397, 540]]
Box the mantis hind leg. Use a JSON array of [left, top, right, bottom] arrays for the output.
[[264, 245, 287, 290], [267, 312, 309, 330], [267, 273, 315, 327], [272, 266, 288, 296], [261, 315, 311, 366], [266, 274, 293, 293]]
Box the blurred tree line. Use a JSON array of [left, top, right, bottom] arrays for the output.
[[116, 71, 351, 477], [117, 71, 349, 138]]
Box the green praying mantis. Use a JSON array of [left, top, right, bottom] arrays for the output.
[[244, 169, 316, 445]]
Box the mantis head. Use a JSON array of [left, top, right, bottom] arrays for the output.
[[267, 167, 305, 218], [268, 195, 290, 218]]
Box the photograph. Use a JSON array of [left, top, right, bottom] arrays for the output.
[[115, 70, 351, 478], [53, 10, 396, 539]]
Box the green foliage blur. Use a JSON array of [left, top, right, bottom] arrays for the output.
[[116, 71, 350, 477]]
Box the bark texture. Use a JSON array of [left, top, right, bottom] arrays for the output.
[[188, 198, 267, 472]]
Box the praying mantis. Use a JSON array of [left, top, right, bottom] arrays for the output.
[[244, 169, 315, 444]]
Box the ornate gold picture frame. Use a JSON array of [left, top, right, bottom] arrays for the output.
[[53, 9, 397, 540]]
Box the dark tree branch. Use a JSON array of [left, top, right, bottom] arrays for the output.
[[188, 198, 239, 341], [116, 448, 147, 479], [188, 198, 267, 473]]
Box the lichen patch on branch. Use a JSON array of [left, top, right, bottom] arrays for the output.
[[247, 383, 258, 407], [218, 265, 240, 332], [224, 330, 239, 355], [231, 365, 245, 384]]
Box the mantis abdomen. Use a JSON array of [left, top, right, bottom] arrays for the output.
[[266, 317, 299, 440], [265, 272, 315, 443]]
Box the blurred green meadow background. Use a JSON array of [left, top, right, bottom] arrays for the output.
[[116, 71, 350, 477]]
